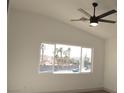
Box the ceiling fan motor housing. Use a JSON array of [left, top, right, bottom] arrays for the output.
[[90, 16, 98, 24]]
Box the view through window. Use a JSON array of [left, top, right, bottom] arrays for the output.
[[40, 43, 93, 73]]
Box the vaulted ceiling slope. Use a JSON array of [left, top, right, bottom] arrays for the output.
[[9, 0, 117, 39]]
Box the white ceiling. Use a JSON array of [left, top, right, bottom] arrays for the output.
[[10, 0, 117, 39]]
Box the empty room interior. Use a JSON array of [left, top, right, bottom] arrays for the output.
[[7, 0, 117, 93]]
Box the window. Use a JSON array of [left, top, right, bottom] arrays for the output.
[[40, 43, 54, 72], [81, 48, 92, 73], [39, 43, 93, 74], [54, 44, 81, 73]]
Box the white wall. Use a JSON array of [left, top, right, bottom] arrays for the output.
[[8, 9, 105, 93], [104, 36, 117, 92]]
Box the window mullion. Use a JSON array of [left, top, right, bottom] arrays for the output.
[[80, 47, 82, 73], [53, 44, 56, 73], [91, 48, 94, 72], [81, 48, 84, 73]]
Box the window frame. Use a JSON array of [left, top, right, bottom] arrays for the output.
[[38, 42, 94, 74]]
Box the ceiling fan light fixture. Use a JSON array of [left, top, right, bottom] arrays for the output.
[[90, 22, 98, 26]]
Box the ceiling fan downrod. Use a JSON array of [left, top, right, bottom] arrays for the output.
[[93, 2, 98, 17]]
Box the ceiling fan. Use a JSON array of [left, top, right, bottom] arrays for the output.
[[71, 2, 117, 27]]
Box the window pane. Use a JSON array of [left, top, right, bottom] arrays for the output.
[[54, 44, 81, 73], [40, 43, 54, 72], [81, 48, 92, 72]]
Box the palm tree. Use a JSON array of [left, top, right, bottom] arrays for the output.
[[67, 48, 71, 58], [41, 44, 45, 62], [63, 48, 71, 58], [84, 55, 90, 70], [55, 48, 59, 58], [59, 48, 63, 58]]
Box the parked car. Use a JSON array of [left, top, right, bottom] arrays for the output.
[[72, 68, 79, 72]]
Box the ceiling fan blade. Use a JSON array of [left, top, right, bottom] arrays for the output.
[[97, 9, 117, 19], [78, 8, 91, 18], [99, 19, 116, 23], [70, 19, 82, 21], [70, 17, 89, 21]]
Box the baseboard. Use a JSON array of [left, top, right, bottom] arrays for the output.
[[8, 87, 104, 93], [104, 88, 117, 93]]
